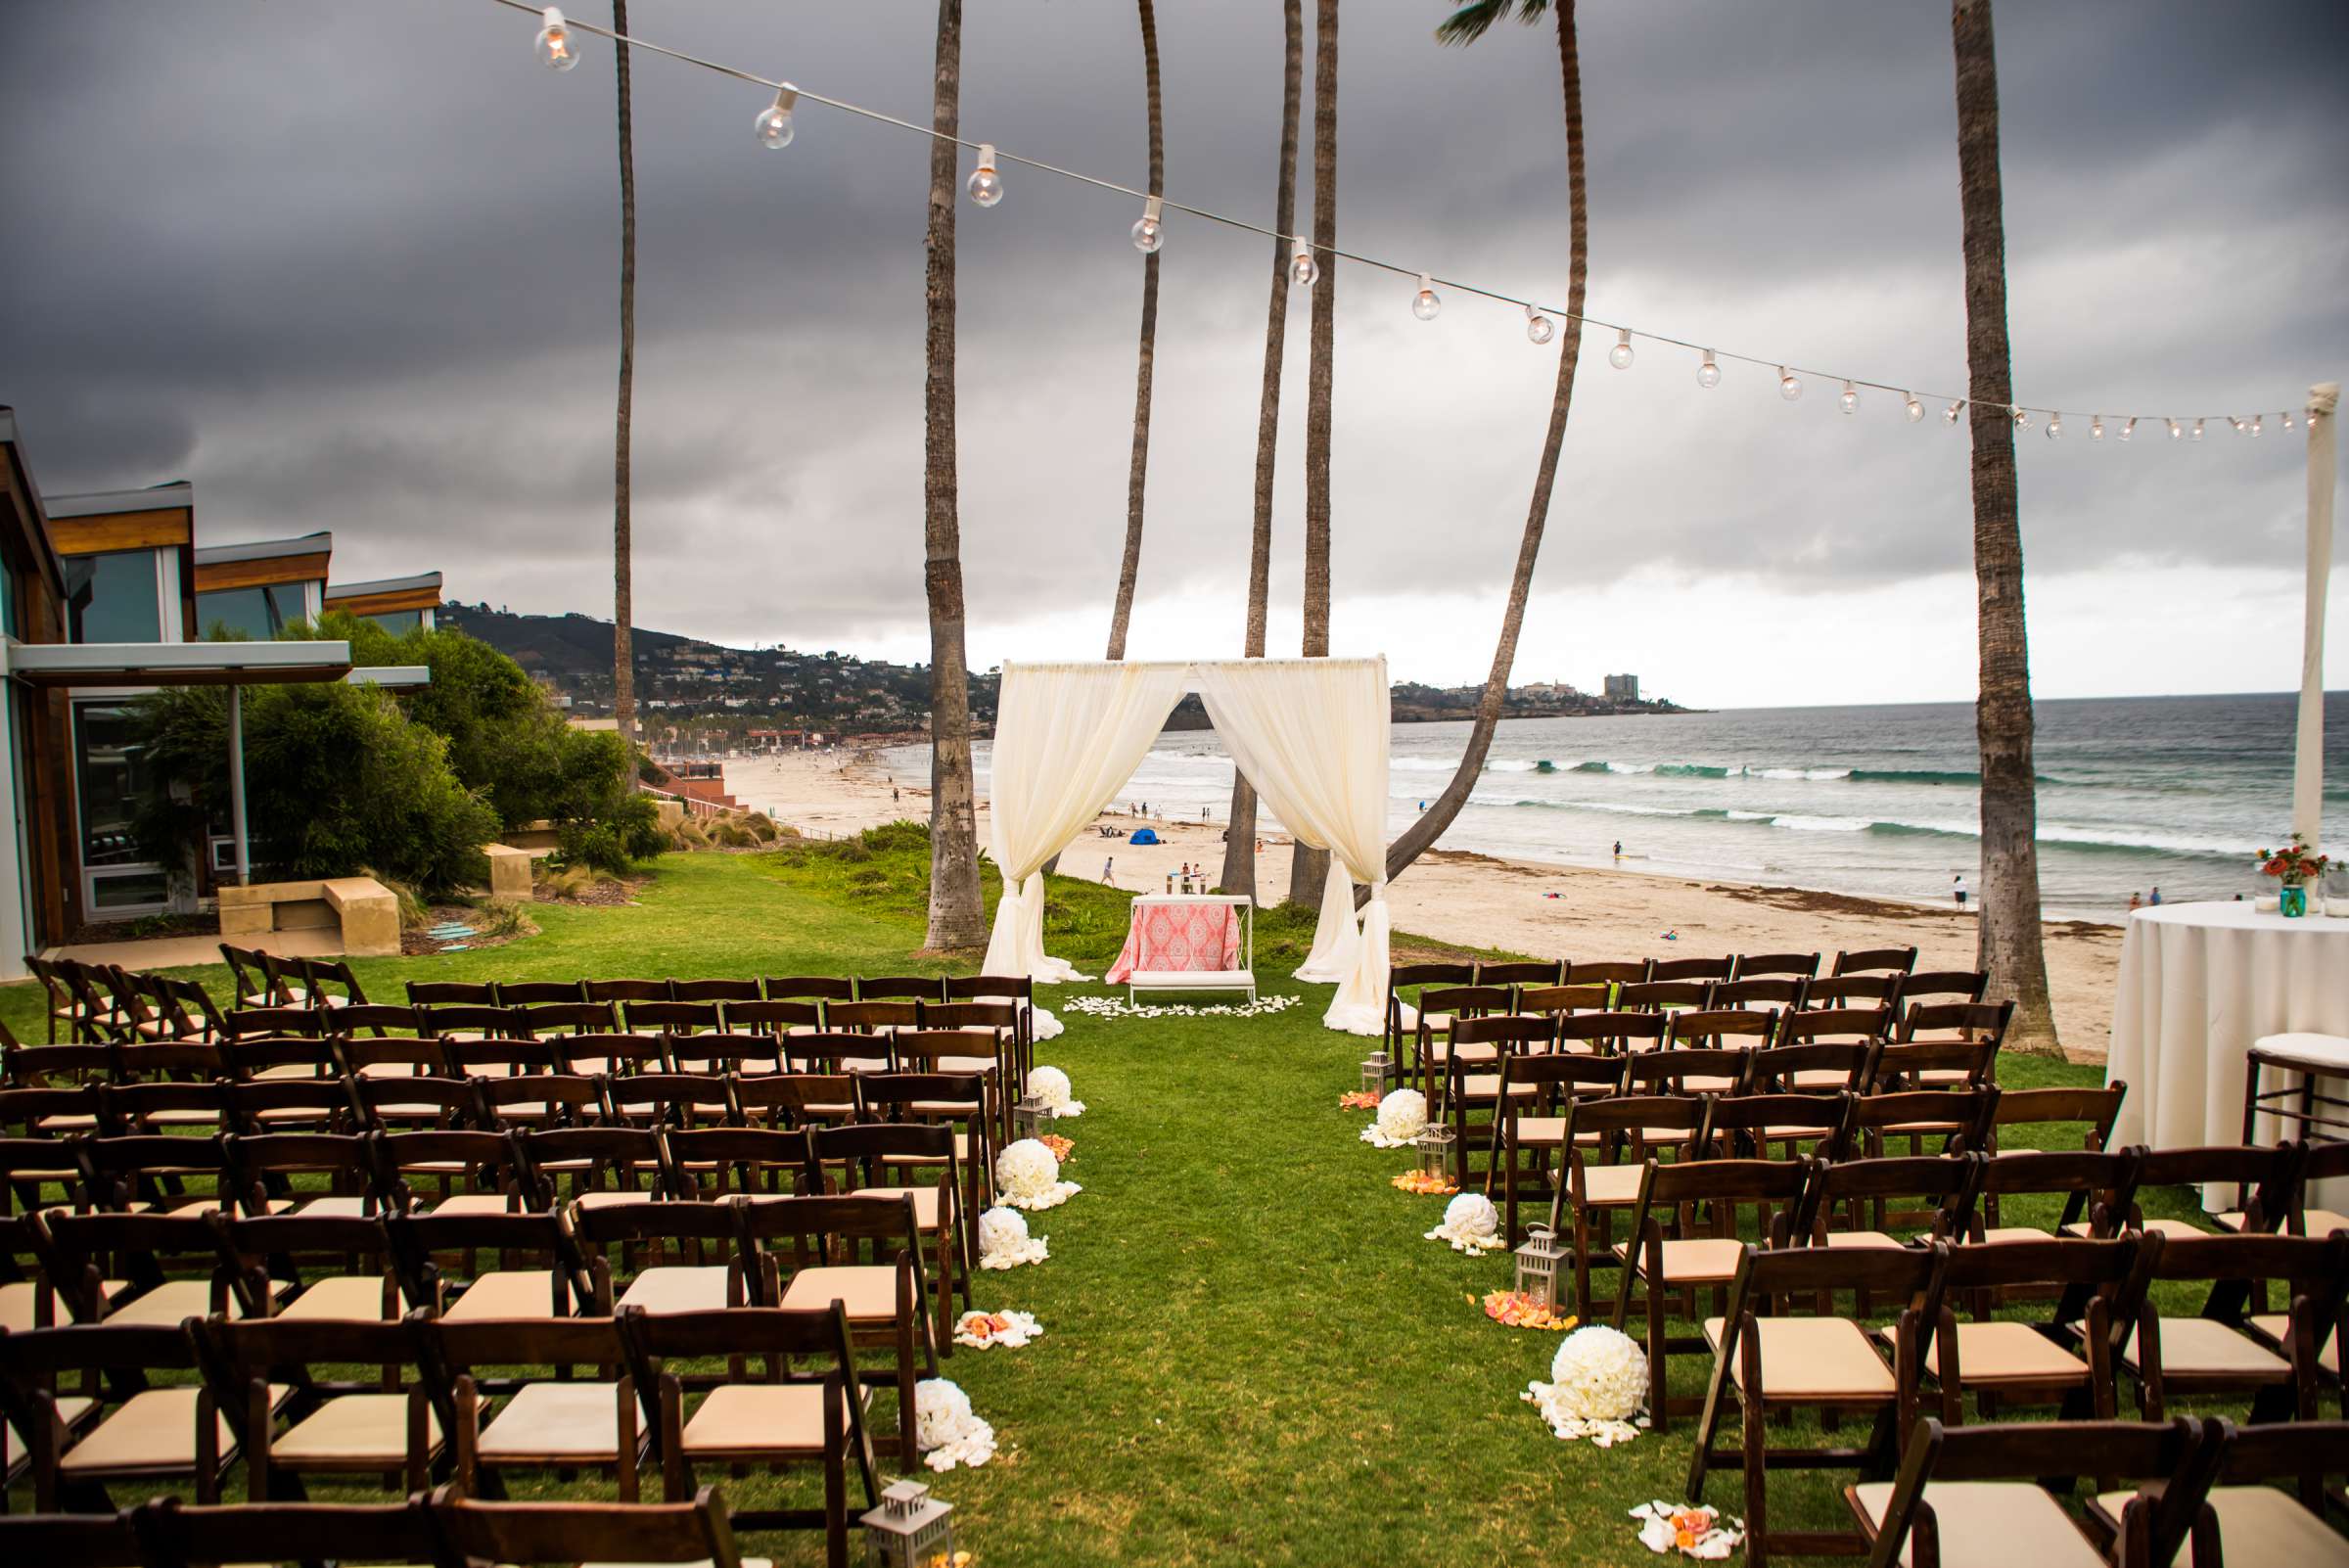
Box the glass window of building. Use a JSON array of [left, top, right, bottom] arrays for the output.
[[1, 551, 17, 640], [197, 581, 312, 640], [63, 549, 162, 643], [362, 608, 423, 635]]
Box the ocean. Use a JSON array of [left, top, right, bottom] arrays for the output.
[[894, 692, 2348, 923]]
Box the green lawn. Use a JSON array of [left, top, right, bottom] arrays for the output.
[[7, 837, 2179, 1566]]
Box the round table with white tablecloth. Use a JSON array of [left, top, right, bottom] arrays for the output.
[[2106, 899, 2349, 1211]]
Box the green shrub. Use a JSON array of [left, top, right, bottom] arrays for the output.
[[364, 869, 432, 931]]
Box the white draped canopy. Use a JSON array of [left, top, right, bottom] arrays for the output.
[[978, 656, 1393, 1035]]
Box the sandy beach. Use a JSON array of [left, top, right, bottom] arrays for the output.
[[732, 749, 2123, 1063]]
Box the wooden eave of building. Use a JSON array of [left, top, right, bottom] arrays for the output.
[[46, 507, 195, 557], [194, 551, 332, 593], [323, 583, 439, 616]]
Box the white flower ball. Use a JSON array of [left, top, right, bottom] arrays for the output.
[[1026, 1064, 1082, 1116], [1374, 1087, 1429, 1144], [1546, 1324, 1649, 1422], [1443, 1191, 1498, 1241], [977, 1206, 1031, 1257], [994, 1137, 1062, 1200], [914, 1378, 975, 1453]]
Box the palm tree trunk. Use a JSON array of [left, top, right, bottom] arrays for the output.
[[1950, 0, 2057, 1052], [1104, 0, 1164, 661], [610, 0, 636, 745], [1380, 0, 1586, 885], [922, 0, 986, 951], [1220, 0, 1304, 897], [1285, 0, 1338, 907]]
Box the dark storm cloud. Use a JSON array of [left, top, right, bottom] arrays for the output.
[[1, 1, 2341, 669]]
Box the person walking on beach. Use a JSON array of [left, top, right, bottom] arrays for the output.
[[1613, 840, 1622, 861], [1102, 856, 1115, 885], [1953, 873, 1969, 909], [2149, 887, 2163, 906]]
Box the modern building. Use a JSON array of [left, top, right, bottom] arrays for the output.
[[1603, 672, 1639, 703], [0, 408, 443, 964], [325, 571, 442, 635]]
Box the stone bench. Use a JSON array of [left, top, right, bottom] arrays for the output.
[[217, 876, 401, 957], [484, 844, 534, 901]]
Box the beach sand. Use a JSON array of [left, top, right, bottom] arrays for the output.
[[730, 750, 2122, 1063]]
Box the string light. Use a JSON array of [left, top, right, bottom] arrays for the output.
[[967, 144, 1003, 207], [1129, 194, 1164, 253], [754, 84, 797, 149], [488, 0, 2283, 443], [1838, 381, 1859, 415], [1903, 392, 1923, 423], [2120, 417, 2136, 441], [2284, 410, 2297, 433], [1412, 274, 1442, 321], [2045, 411, 2063, 439], [2251, 414, 2263, 438], [533, 6, 578, 69], [2090, 414, 2104, 440]]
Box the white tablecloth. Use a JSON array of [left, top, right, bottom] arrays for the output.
[[2106, 899, 2349, 1210]]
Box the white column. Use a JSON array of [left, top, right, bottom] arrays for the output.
[[2295, 382, 2339, 850], [228, 683, 251, 886]]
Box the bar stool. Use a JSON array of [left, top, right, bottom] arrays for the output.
[[2240, 1031, 2349, 1153]]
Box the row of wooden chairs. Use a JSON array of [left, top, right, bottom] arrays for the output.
[[3, 1485, 781, 1568], [2, 1298, 876, 1560], [1678, 1228, 2349, 1564]]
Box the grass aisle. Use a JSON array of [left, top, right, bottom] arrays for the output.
[[4, 839, 2131, 1566]]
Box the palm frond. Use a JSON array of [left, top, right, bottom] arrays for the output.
[[1436, 0, 1548, 46]]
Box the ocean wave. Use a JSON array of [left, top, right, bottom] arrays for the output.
[[1569, 760, 1656, 775], [1466, 793, 1694, 817]]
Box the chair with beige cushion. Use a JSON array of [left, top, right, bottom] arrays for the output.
[[1831, 945, 1918, 979], [728, 1072, 864, 1132], [917, 1002, 1020, 1136], [433, 1481, 776, 1568], [2242, 1031, 2349, 1145], [892, 1032, 1008, 1147], [384, 1210, 595, 1329], [1441, 1014, 1556, 1186], [424, 1314, 647, 1502], [1967, 1145, 2135, 1245], [943, 974, 1038, 1083], [513, 1125, 677, 1212], [2115, 1231, 2349, 1423], [207, 1212, 402, 1331], [1487, 1051, 1624, 1247], [2229, 1135, 2349, 1239], [1688, 1240, 1945, 1567], [195, 1311, 448, 1501], [1612, 1155, 1814, 1430], [762, 975, 855, 1006], [621, 1305, 878, 1561], [1383, 961, 1476, 1065], [576, 1198, 755, 1318], [1793, 1152, 1983, 1260], [220, 1130, 379, 1220], [856, 1071, 993, 1219], [2089, 1418, 2349, 1568], [0, 1319, 280, 1511], [1664, 1007, 1783, 1085], [1413, 985, 1512, 1107], [717, 1000, 824, 1074], [1548, 1092, 1710, 1318], [1850, 1415, 2215, 1568], [804, 1123, 967, 1340], [28, 1211, 245, 1328], [369, 1127, 533, 1217], [1898, 1235, 2149, 1421], [2087, 1143, 2298, 1245], [737, 1192, 934, 1459], [666, 1125, 815, 1204]]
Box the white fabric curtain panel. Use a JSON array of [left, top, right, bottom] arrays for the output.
[[2295, 382, 2338, 850], [1195, 657, 1393, 1034], [980, 661, 1192, 986]]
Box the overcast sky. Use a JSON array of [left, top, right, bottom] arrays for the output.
[[2, 1, 2342, 708]]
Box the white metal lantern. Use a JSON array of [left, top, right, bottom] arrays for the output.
[[1414, 1120, 1457, 1181], [1010, 1092, 1056, 1144], [862, 1477, 956, 1568], [1360, 1049, 1395, 1096], [1513, 1222, 1564, 1312]]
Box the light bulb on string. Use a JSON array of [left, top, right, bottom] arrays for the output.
[[1129, 195, 1164, 253], [753, 85, 798, 149], [2011, 406, 2031, 432], [1608, 329, 1634, 370], [534, 6, 579, 69], [1838, 381, 1859, 415], [1288, 239, 1318, 288], [2251, 414, 2263, 438], [2167, 419, 2183, 440], [1778, 367, 1802, 401], [1903, 392, 1924, 423], [1944, 399, 1964, 425], [1411, 275, 1441, 321], [2120, 417, 2137, 442], [1697, 350, 1721, 389], [966, 144, 1003, 207], [2283, 410, 2297, 433], [2090, 415, 2105, 441], [1525, 304, 1554, 346], [2192, 418, 2204, 440], [2045, 411, 2062, 440]]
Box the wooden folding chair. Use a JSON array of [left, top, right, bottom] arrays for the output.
[[1514, 984, 1614, 1030], [221, 1130, 379, 1218], [1891, 1000, 2014, 1086], [856, 976, 943, 1004], [1487, 1051, 1625, 1244], [1474, 958, 1564, 992], [783, 1029, 895, 1080], [856, 1071, 992, 1217], [75, 1128, 244, 1215], [208, 1212, 402, 1325], [763, 976, 855, 1005], [667, 1125, 811, 1205], [1974, 1143, 2135, 1245], [406, 980, 495, 1008], [1850, 1416, 2215, 1568], [1805, 972, 1906, 1010], [1898, 969, 1991, 1007], [1796, 1153, 1984, 1253], [2090, 1418, 2349, 1562], [1734, 950, 1821, 981], [492, 979, 587, 1006], [720, 999, 824, 1068], [804, 1122, 967, 1337], [130, 1495, 439, 1568], [1440, 1014, 1553, 1185], [470, 1067, 602, 1131], [2094, 1143, 2298, 1244], [943, 975, 1037, 1081], [371, 1128, 531, 1218], [729, 1072, 862, 1130], [509, 1000, 621, 1042], [1385, 961, 1476, 1060], [421, 1313, 646, 1501], [2117, 1231, 2349, 1423], [670, 978, 762, 1006], [1832, 945, 1918, 977], [299, 956, 371, 1011], [1616, 979, 1714, 1018], [421, 1005, 524, 1055], [429, 1483, 765, 1568], [602, 1071, 731, 1130], [1710, 976, 1809, 1012], [29, 1211, 243, 1326], [893, 1031, 1008, 1146], [1412, 985, 1511, 1106], [1909, 1235, 2150, 1421], [513, 1125, 674, 1209], [585, 979, 673, 1006], [217, 945, 288, 1010], [576, 1198, 755, 1316], [1613, 1156, 1814, 1429], [1665, 1008, 1781, 1089], [194, 1310, 449, 1500], [617, 1311, 878, 1561], [1687, 1241, 1945, 1566], [0, 1509, 144, 1566], [384, 1210, 592, 1322], [1650, 955, 1734, 986], [1547, 1093, 1710, 1317], [1557, 1009, 1669, 1058]]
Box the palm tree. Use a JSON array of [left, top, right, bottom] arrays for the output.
[[1378, 0, 1587, 885], [1219, 0, 1304, 898], [922, 0, 986, 950], [1104, 0, 1163, 660], [1285, 0, 1338, 908], [610, 0, 636, 744], [1950, 0, 2057, 1051]]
